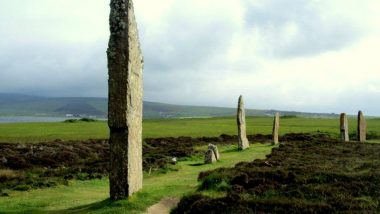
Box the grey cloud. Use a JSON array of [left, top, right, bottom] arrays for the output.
[[0, 39, 108, 97], [140, 7, 236, 73], [140, 10, 238, 100], [243, 0, 362, 58], [1, 0, 379, 116], [334, 91, 380, 116]]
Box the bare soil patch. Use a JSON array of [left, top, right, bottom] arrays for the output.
[[144, 197, 180, 214]]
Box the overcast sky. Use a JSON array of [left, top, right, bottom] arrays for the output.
[[0, 0, 379, 115]]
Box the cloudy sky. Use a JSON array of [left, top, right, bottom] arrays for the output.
[[0, 0, 379, 115]]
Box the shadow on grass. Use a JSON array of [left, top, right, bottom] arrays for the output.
[[188, 163, 204, 166], [221, 147, 240, 153], [62, 198, 113, 213], [56, 192, 155, 214], [221, 143, 274, 154], [16, 199, 115, 214]]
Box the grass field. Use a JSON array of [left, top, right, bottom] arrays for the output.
[[0, 144, 273, 213], [0, 116, 379, 213], [1, 116, 380, 143]]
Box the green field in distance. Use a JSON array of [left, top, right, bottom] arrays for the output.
[[1, 116, 380, 143]]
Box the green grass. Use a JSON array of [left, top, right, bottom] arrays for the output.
[[0, 121, 108, 143], [0, 144, 273, 213], [1, 117, 380, 143], [1, 117, 380, 213]]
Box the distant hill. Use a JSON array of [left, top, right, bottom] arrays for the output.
[[0, 93, 338, 119]]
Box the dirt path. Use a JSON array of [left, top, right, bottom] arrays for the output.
[[144, 197, 180, 214]]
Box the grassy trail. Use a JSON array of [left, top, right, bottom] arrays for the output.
[[0, 144, 274, 213]]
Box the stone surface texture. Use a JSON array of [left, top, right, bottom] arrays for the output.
[[272, 113, 280, 145], [357, 111, 366, 142], [208, 144, 220, 160], [204, 149, 217, 164], [107, 0, 143, 200], [340, 113, 349, 142], [237, 95, 249, 150]]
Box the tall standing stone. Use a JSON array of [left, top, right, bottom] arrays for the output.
[[272, 113, 280, 145], [107, 0, 143, 200], [357, 111, 366, 142], [340, 113, 349, 142], [237, 95, 249, 150]]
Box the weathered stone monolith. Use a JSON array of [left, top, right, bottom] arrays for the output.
[[357, 111, 366, 142], [340, 113, 349, 142], [208, 144, 220, 160], [272, 113, 280, 145], [237, 95, 249, 150], [107, 0, 143, 200], [204, 149, 217, 164]]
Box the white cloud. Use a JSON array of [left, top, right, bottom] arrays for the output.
[[0, 0, 379, 115]]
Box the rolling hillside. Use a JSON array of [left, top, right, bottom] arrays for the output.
[[0, 93, 338, 119]]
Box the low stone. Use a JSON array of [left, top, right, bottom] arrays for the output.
[[16, 144, 26, 149], [1, 157, 7, 164], [204, 149, 216, 164], [208, 144, 220, 160], [171, 157, 177, 165], [340, 113, 349, 142]]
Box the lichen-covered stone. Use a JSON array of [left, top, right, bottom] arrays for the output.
[[208, 144, 220, 160], [237, 95, 249, 150], [107, 0, 143, 200], [340, 113, 349, 142], [204, 149, 216, 164], [272, 113, 280, 145], [357, 111, 366, 142]]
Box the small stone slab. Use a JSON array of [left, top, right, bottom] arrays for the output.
[[208, 144, 220, 160], [204, 149, 217, 164]]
